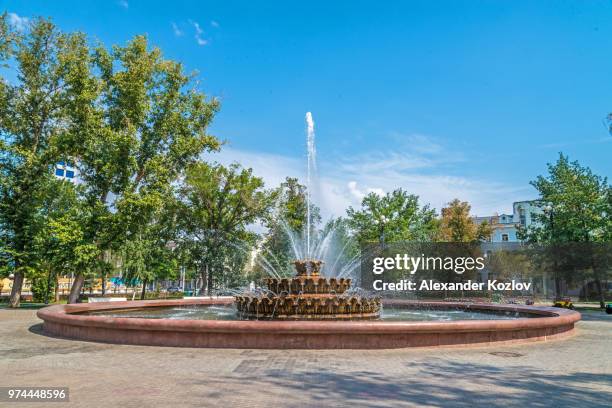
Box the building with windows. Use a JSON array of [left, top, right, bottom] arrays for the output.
[[54, 161, 78, 183], [474, 200, 543, 243], [513, 200, 543, 230], [474, 213, 518, 242]]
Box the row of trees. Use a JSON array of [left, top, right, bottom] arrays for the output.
[[0, 15, 270, 306], [1, 15, 610, 308]]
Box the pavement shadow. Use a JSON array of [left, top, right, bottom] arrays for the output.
[[190, 358, 612, 407], [576, 309, 612, 322], [28, 322, 44, 334]]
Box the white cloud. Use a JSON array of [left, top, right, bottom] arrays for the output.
[[211, 20, 219, 28], [391, 132, 444, 154], [192, 21, 203, 35], [208, 147, 302, 188], [8, 12, 29, 31], [206, 140, 532, 221], [118, 0, 129, 9], [171, 22, 183, 37], [189, 20, 208, 46]]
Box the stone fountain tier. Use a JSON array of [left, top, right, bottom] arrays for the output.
[[264, 276, 352, 295], [234, 293, 381, 320], [235, 259, 381, 320], [265, 260, 353, 295]]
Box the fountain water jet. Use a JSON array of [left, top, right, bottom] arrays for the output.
[[234, 112, 381, 319]]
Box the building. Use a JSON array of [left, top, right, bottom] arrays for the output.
[[54, 161, 78, 182], [512, 200, 543, 230], [474, 200, 544, 243], [474, 213, 518, 242]]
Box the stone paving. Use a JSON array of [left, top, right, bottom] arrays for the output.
[[0, 308, 611, 408]]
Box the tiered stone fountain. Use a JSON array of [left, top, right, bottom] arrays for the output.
[[234, 260, 381, 320]]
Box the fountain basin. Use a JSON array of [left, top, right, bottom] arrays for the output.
[[37, 298, 580, 349]]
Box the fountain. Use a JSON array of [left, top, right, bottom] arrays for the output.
[[235, 259, 381, 319], [35, 112, 581, 349], [234, 113, 381, 320]]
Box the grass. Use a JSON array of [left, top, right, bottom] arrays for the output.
[[0, 302, 55, 309]]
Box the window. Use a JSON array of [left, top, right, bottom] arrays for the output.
[[501, 234, 509, 242], [519, 208, 526, 226], [54, 161, 77, 181]]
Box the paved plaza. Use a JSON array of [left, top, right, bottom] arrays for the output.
[[0, 308, 611, 408]]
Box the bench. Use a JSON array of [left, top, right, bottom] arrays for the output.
[[87, 297, 127, 303]]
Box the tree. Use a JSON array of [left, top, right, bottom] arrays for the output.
[[318, 217, 360, 277], [66, 35, 220, 303], [486, 248, 534, 283], [32, 180, 98, 303], [254, 177, 321, 278], [437, 199, 491, 242], [0, 16, 93, 307], [346, 189, 438, 244], [178, 162, 272, 294], [118, 194, 180, 299], [212, 231, 257, 289], [521, 153, 610, 307], [430, 199, 491, 295]]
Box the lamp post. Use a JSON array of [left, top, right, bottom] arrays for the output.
[[180, 265, 185, 293], [543, 204, 554, 240], [193, 260, 201, 296], [166, 240, 178, 293]]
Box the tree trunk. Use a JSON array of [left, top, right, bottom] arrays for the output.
[[8, 271, 24, 308], [554, 276, 562, 299], [44, 269, 53, 305], [590, 251, 605, 309], [101, 274, 107, 296], [595, 279, 605, 309], [140, 278, 147, 300], [68, 274, 85, 304]]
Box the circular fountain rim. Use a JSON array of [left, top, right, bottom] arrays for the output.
[[36, 298, 580, 349]]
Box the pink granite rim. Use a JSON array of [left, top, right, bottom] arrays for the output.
[[37, 298, 580, 333], [37, 298, 581, 348]]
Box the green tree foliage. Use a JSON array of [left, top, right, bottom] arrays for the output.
[[521, 153, 611, 306], [65, 34, 220, 303], [0, 16, 94, 306], [346, 189, 438, 244], [212, 232, 257, 290], [178, 162, 272, 294], [486, 249, 535, 283], [437, 199, 491, 242], [32, 180, 98, 303], [119, 195, 180, 299], [428, 199, 490, 289], [319, 217, 360, 276], [254, 177, 320, 279], [522, 154, 609, 242]]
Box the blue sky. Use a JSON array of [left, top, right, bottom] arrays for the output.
[[3, 0, 611, 218]]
